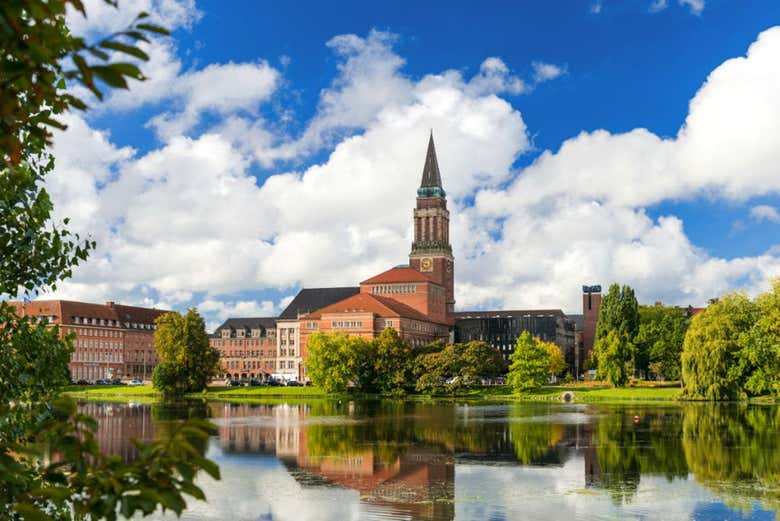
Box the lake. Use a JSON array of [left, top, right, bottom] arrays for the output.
[[80, 399, 780, 521]]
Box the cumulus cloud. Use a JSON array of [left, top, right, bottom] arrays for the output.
[[649, 0, 669, 12], [532, 61, 566, 84], [148, 60, 280, 139], [679, 0, 705, 15], [65, 0, 201, 38], [750, 205, 780, 223], [44, 26, 780, 324]]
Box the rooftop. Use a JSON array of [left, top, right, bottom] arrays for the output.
[[278, 287, 360, 320], [361, 266, 438, 285]]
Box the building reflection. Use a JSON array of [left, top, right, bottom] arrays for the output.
[[80, 400, 780, 519]]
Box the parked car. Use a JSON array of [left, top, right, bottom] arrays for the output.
[[111, 379, 124, 385], [128, 379, 144, 386], [285, 380, 302, 387], [94, 379, 108, 385], [228, 380, 244, 387], [76, 379, 89, 385], [266, 379, 282, 387], [304, 381, 313, 387], [249, 379, 265, 387]]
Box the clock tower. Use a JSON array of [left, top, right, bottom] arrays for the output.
[[409, 132, 455, 315]]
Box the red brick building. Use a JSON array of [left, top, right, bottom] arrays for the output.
[[209, 317, 277, 381], [299, 134, 454, 363], [9, 300, 168, 382]]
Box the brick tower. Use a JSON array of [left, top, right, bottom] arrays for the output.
[[409, 132, 455, 315]]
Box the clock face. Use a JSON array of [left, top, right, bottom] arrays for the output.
[[420, 257, 433, 272]]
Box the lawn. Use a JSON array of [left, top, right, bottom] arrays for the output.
[[70, 382, 758, 404], [62, 384, 329, 400]]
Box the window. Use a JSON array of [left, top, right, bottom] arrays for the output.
[[331, 321, 362, 328]]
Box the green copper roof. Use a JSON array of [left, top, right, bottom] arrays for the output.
[[418, 131, 446, 198]]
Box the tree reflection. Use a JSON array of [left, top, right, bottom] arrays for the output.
[[591, 406, 688, 504], [507, 404, 565, 464], [682, 404, 780, 515]]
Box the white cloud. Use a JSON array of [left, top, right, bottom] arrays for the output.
[[649, 0, 669, 13], [44, 26, 780, 324], [750, 205, 780, 223], [65, 0, 201, 38], [148, 60, 280, 139], [532, 61, 566, 83], [679, 0, 705, 15], [468, 57, 527, 95]]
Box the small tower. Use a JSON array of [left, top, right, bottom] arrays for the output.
[[409, 132, 455, 315]]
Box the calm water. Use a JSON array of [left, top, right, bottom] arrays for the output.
[[80, 399, 780, 521]]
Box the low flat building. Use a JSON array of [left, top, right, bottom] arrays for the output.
[[9, 300, 168, 381], [453, 309, 576, 367]]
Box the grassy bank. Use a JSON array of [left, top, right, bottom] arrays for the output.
[[62, 384, 330, 400], [64, 383, 778, 404], [63, 383, 686, 403]]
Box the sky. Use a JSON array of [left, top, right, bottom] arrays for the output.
[[47, 0, 780, 331]]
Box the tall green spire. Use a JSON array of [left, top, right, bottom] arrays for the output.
[[418, 131, 446, 198]]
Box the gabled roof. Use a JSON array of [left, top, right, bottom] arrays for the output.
[[278, 287, 360, 320], [303, 293, 447, 325], [10, 300, 169, 326], [216, 317, 277, 331], [418, 132, 445, 198], [361, 266, 438, 285]]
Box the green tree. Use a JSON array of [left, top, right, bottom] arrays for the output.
[[372, 328, 412, 395], [305, 332, 373, 393], [594, 330, 634, 387], [152, 309, 220, 397], [415, 341, 505, 393], [594, 283, 639, 384], [459, 340, 507, 385], [542, 339, 566, 381], [681, 291, 757, 400], [635, 304, 689, 381], [507, 332, 550, 391], [739, 280, 780, 397], [1, 2, 220, 518]]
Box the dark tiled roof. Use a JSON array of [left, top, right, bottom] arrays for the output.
[[278, 287, 359, 320], [453, 309, 565, 319], [215, 317, 277, 332]]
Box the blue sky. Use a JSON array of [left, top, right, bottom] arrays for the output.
[[50, 0, 780, 328]]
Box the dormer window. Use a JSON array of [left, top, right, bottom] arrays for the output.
[[221, 330, 230, 339]]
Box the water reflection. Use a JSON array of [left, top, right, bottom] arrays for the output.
[[81, 400, 780, 520]]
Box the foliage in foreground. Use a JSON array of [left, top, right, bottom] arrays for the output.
[[152, 309, 220, 397], [1, 1, 221, 518]]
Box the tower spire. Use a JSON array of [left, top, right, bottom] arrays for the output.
[[418, 131, 445, 198]]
